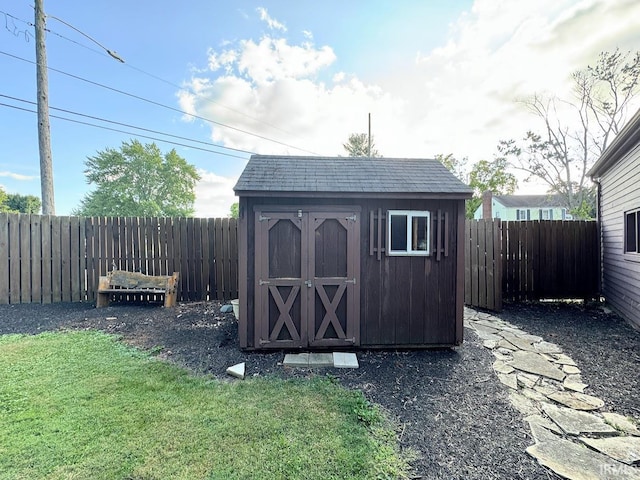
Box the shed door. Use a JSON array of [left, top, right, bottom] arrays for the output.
[[255, 209, 360, 349]]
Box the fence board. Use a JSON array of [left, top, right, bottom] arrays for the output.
[[19, 215, 31, 303], [214, 218, 224, 301], [0, 213, 9, 304], [465, 219, 597, 310], [464, 221, 471, 306], [9, 215, 20, 303], [0, 214, 233, 304], [70, 216, 82, 302], [30, 215, 42, 303], [229, 218, 238, 300]]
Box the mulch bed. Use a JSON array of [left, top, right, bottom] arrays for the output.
[[2, 300, 637, 479]]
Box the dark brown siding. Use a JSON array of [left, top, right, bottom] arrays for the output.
[[241, 197, 463, 348]]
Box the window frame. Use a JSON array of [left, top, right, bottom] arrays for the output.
[[387, 210, 431, 256], [516, 209, 530, 221], [624, 208, 640, 257]]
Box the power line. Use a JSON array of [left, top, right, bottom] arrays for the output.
[[0, 102, 250, 159], [0, 93, 256, 155], [4, 9, 297, 139], [0, 49, 318, 155], [0, 23, 319, 155], [39, 11, 300, 139], [46, 14, 124, 62]]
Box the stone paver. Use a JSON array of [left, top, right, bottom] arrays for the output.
[[226, 362, 246, 379], [563, 379, 589, 393], [283, 353, 310, 367], [516, 372, 539, 389], [579, 436, 640, 465], [525, 414, 563, 435], [510, 350, 566, 381], [563, 365, 581, 375], [528, 421, 562, 444], [546, 391, 605, 411], [533, 341, 562, 354], [541, 403, 617, 436], [526, 439, 640, 480], [309, 353, 334, 367], [466, 309, 640, 480], [497, 372, 518, 390], [493, 360, 515, 374], [602, 412, 640, 436], [502, 333, 539, 352], [333, 352, 359, 368]]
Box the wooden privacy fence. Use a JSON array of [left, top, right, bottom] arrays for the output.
[[0, 213, 238, 305], [465, 219, 599, 311]]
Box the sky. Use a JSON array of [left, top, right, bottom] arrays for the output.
[[1, 0, 639, 217]]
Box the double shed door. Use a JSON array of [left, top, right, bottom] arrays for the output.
[[255, 208, 360, 349]]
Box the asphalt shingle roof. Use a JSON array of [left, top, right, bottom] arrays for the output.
[[494, 194, 565, 208], [234, 155, 473, 196]]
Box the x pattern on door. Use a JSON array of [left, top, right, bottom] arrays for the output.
[[255, 209, 360, 348]]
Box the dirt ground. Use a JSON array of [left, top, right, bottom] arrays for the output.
[[1, 299, 638, 479]]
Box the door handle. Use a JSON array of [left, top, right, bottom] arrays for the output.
[[305, 280, 312, 288]]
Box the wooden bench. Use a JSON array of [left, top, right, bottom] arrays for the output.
[[96, 270, 179, 308]]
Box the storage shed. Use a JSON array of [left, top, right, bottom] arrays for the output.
[[234, 155, 473, 350]]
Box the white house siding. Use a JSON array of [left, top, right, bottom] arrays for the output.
[[599, 141, 640, 329]]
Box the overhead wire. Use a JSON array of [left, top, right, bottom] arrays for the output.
[[1, 49, 318, 155], [0, 102, 250, 159], [0, 11, 319, 154], [0, 93, 256, 156]]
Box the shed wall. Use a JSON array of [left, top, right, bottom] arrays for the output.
[[599, 142, 640, 329], [238, 196, 464, 348]]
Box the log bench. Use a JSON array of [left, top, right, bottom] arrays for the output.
[[96, 270, 179, 308]]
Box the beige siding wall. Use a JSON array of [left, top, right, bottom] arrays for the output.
[[599, 142, 640, 329]]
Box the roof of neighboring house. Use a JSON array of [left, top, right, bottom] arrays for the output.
[[234, 155, 473, 197], [588, 106, 640, 178], [493, 194, 566, 208]]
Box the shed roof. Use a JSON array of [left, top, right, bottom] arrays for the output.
[[234, 155, 473, 198], [494, 194, 565, 208], [588, 105, 640, 178]]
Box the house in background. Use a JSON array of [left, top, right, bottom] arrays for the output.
[[474, 192, 573, 221], [588, 106, 640, 330]]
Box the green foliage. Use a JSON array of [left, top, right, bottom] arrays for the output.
[[435, 153, 467, 180], [0, 186, 8, 212], [343, 133, 380, 157], [0, 187, 41, 214], [5, 193, 41, 214], [229, 202, 239, 218], [74, 140, 201, 217], [436, 154, 517, 218], [467, 158, 518, 218], [0, 331, 412, 480]]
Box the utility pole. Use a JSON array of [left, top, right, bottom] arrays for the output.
[[367, 113, 371, 158], [35, 0, 55, 214]]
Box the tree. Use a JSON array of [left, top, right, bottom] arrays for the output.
[[5, 194, 41, 214], [74, 140, 201, 217], [498, 49, 640, 219], [229, 202, 239, 219], [342, 133, 380, 157], [0, 186, 9, 213], [436, 154, 517, 218]]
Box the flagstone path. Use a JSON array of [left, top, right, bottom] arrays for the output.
[[466, 308, 640, 480]]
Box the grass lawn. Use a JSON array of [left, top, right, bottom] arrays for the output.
[[0, 331, 411, 480]]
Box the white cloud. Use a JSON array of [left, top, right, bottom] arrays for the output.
[[0, 171, 37, 181], [193, 170, 239, 218], [256, 7, 287, 32], [180, 0, 640, 199]]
